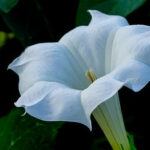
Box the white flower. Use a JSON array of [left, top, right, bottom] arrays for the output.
[[9, 10, 150, 150]]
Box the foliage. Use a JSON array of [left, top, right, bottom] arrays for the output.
[[0, 109, 63, 150], [0, 31, 14, 47], [76, 0, 145, 25], [0, 0, 19, 13], [128, 133, 137, 150]]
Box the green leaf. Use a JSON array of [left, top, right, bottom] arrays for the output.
[[0, 31, 14, 47], [0, 0, 19, 13], [0, 109, 63, 150], [76, 0, 145, 25], [0, 0, 55, 46], [127, 133, 137, 150], [0, 31, 7, 47]]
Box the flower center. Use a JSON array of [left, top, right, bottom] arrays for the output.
[[85, 69, 97, 83]]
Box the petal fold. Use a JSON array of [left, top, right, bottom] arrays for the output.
[[110, 25, 150, 91], [81, 76, 124, 116], [110, 59, 150, 92], [16, 81, 91, 129], [81, 59, 150, 117], [111, 25, 150, 68], [8, 43, 88, 93]]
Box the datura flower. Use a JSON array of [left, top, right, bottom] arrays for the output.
[[9, 10, 150, 150]]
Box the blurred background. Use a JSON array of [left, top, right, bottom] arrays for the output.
[[0, 0, 150, 149]]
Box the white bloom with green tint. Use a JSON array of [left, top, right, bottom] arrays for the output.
[[9, 10, 150, 150]]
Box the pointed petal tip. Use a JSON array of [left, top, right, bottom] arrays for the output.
[[87, 9, 128, 26], [130, 80, 150, 92], [88, 122, 92, 131], [87, 9, 98, 14], [7, 64, 12, 71], [7, 58, 19, 72], [14, 101, 22, 107], [87, 9, 105, 15], [82, 118, 92, 131], [87, 9, 108, 19], [7, 63, 15, 71]]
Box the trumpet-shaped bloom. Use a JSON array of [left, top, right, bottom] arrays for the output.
[[9, 10, 150, 150]]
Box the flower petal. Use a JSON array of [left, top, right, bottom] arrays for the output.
[[81, 75, 124, 116], [110, 59, 150, 91], [81, 59, 150, 116], [83, 58, 150, 148], [110, 25, 150, 91], [60, 10, 128, 77], [16, 81, 91, 129], [8, 43, 89, 93], [83, 25, 150, 122], [111, 25, 150, 69]]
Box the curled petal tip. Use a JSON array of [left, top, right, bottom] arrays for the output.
[[14, 101, 21, 107], [7, 58, 19, 72], [87, 9, 108, 19]]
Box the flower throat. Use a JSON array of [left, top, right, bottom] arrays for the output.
[[85, 69, 97, 83]]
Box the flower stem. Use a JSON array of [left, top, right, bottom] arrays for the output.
[[92, 94, 131, 150]]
